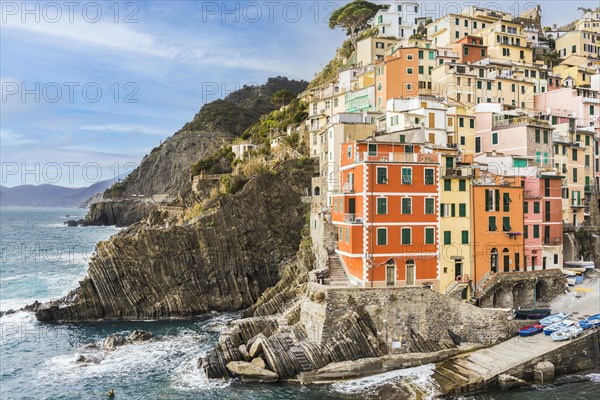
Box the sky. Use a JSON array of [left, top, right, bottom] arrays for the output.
[[1, 0, 597, 187]]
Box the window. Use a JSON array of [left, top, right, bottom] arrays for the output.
[[459, 203, 466, 217], [489, 216, 497, 231], [444, 179, 451, 191], [401, 198, 412, 214], [485, 189, 500, 211], [425, 228, 435, 244], [377, 197, 387, 214], [443, 231, 451, 245], [425, 198, 435, 214], [524, 225, 528, 239], [533, 225, 540, 238], [591, 105, 595, 115], [345, 227, 349, 242], [469, 119, 474, 129], [459, 180, 466, 191], [487, 82, 492, 90], [492, 132, 498, 145], [573, 168, 578, 182], [419, 65, 424, 74], [401, 228, 411, 245], [461, 230, 469, 244], [524, 201, 528, 214], [347, 145, 352, 159], [460, 136, 466, 145], [481, 49, 486, 57], [377, 228, 387, 245], [535, 129, 540, 143], [585, 155, 590, 167], [407, 67, 413, 75], [502, 217, 512, 232], [402, 168, 412, 184], [459, 117, 464, 128], [477, 80, 482, 89], [572, 149, 578, 161], [464, 47, 469, 55], [424, 169, 434, 185], [429, 51, 435, 60], [377, 167, 388, 184], [533, 202, 540, 214], [418, 50, 423, 60], [368, 143, 377, 156], [543, 130, 548, 144], [503, 193, 511, 212]]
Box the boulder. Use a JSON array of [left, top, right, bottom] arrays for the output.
[[534, 361, 555, 384], [498, 374, 528, 389], [81, 343, 98, 350], [238, 344, 252, 362], [128, 330, 152, 342], [75, 354, 104, 364], [248, 335, 265, 358], [226, 361, 279, 383], [251, 357, 266, 369], [103, 334, 129, 350]]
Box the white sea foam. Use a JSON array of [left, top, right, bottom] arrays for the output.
[[587, 373, 600, 383], [38, 329, 211, 386], [170, 353, 231, 391], [331, 364, 438, 398]]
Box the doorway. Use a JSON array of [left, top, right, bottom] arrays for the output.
[[348, 198, 356, 214], [406, 259, 415, 286], [386, 259, 396, 286], [455, 260, 463, 280]]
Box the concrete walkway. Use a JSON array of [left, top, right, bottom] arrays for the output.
[[433, 277, 600, 395]]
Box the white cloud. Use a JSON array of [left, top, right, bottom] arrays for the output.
[[0, 129, 35, 145], [78, 123, 165, 136]]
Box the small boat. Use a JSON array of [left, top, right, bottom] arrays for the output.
[[539, 312, 568, 326], [564, 266, 587, 273], [564, 260, 595, 270], [550, 325, 584, 341], [579, 314, 600, 330], [544, 319, 575, 335], [566, 276, 577, 286], [575, 274, 584, 284], [562, 269, 577, 277], [518, 324, 544, 337], [513, 308, 551, 320]]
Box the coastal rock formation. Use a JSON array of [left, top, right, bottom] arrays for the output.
[[201, 284, 533, 382], [226, 361, 279, 382], [34, 160, 314, 322]]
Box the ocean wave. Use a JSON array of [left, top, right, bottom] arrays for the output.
[[587, 373, 600, 383], [330, 364, 438, 398], [170, 353, 231, 391]]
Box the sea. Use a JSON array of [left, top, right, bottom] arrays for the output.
[[1, 208, 598, 399]]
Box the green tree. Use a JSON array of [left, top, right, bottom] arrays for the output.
[[270, 89, 295, 107], [328, 0, 386, 50]]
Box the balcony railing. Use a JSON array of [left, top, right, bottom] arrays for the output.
[[343, 213, 362, 224], [342, 183, 355, 193], [355, 152, 418, 163], [543, 236, 562, 246], [441, 167, 473, 178]]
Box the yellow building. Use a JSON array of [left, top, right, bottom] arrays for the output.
[[575, 8, 600, 33], [553, 64, 596, 87], [439, 153, 474, 300], [355, 37, 398, 68], [556, 30, 600, 60], [478, 20, 533, 64], [447, 106, 476, 153]]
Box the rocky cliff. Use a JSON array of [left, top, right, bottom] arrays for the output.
[[35, 159, 315, 322], [85, 77, 308, 227]]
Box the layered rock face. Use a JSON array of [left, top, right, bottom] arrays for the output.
[[201, 284, 530, 382], [83, 199, 157, 227], [35, 161, 314, 322]]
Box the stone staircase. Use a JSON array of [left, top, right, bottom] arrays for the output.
[[326, 255, 349, 286]]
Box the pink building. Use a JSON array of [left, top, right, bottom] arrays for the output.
[[535, 87, 600, 133], [523, 177, 543, 270]]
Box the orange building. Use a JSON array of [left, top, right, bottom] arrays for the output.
[[374, 47, 426, 110], [331, 140, 440, 289], [449, 35, 488, 63], [471, 173, 525, 289]]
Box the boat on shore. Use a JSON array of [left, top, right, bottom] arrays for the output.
[[544, 320, 575, 335], [564, 260, 595, 270], [566, 276, 577, 286], [550, 325, 584, 341], [518, 324, 544, 337], [513, 308, 551, 320], [539, 312, 568, 326], [579, 313, 600, 330]]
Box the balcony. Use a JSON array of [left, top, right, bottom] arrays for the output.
[[441, 167, 473, 178], [343, 213, 362, 224], [543, 236, 562, 246], [524, 190, 542, 198], [355, 152, 418, 163], [585, 185, 593, 194], [342, 183, 355, 193], [493, 115, 551, 129]]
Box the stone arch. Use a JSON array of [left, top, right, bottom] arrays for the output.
[[314, 186, 321, 196], [512, 282, 532, 308], [535, 280, 552, 303], [563, 233, 575, 261], [492, 286, 511, 308]]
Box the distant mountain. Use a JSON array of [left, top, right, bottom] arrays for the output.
[[0, 177, 122, 208]]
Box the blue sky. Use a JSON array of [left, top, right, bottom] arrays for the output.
[[1, 0, 596, 187]]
